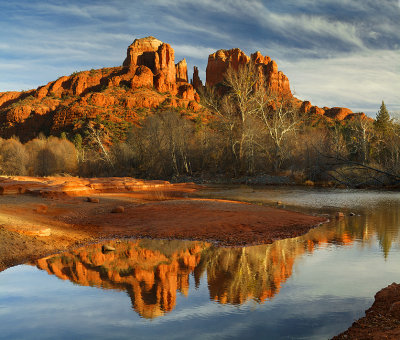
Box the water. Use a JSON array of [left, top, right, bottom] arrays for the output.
[[1, 187, 399, 339]]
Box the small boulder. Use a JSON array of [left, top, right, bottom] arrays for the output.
[[349, 212, 356, 216], [111, 206, 124, 213], [102, 245, 116, 252], [86, 197, 99, 203]]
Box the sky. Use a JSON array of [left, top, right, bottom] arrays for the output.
[[0, 0, 399, 116]]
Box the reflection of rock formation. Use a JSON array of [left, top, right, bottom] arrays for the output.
[[33, 211, 400, 317], [35, 240, 208, 319]]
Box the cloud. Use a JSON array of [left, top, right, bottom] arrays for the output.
[[26, 2, 126, 19], [173, 44, 216, 60], [0, 0, 398, 113], [281, 49, 400, 114]]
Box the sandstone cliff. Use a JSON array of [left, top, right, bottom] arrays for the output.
[[0, 36, 363, 141], [0, 37, 201, 141], [201, 48, 364, 122], [205, 49, 291, 97]]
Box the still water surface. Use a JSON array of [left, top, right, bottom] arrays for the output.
[[0, 187, 399, 339]]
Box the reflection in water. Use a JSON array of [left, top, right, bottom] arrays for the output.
[[33, 203, 400, 319]]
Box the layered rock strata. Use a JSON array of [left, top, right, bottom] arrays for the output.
[[0, 37, 200, 141], [0, 36, 366, 141]]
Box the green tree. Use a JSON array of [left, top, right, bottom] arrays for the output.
[[72, 133, 83, 150], [374, 100, 391, 132]]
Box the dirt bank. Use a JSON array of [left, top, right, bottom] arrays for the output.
[[0, 176, 326, 271], [332, 283, 400, 339]]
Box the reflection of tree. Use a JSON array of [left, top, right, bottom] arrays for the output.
[[195, 241, 302, 305], [33, 209, 400, 318], [327, 203, 400, 259], [370, 204, 400, 259]]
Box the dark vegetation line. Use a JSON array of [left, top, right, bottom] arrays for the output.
[[0, 63, 398, 188]]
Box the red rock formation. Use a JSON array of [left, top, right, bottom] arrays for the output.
[[123, 36, 177, 94], [0, 37, 202, 141], [0, 36, 361, 141], [6, 105, 32, 123], [300, 101, 312, 114], [175, 59, 188, 83], [178, 84, 195, 101], [206, 48, 250, 87], [130, 66, 154, 89], [205, 48, 291, 97], [251, 51, 271, 65], [204, 48, 361, 121], [123, 36, 164, 70], [0, 91, 33, 108], [191, 66, 203, 91], [343, 112, 371, 121], [324, 107, 353, 120]]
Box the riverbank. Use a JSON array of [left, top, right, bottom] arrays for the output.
[[332, 283, 400, 339], [169, 174, 400, 189], [2, 176, 399, 339], [0, 176, 326, 271]]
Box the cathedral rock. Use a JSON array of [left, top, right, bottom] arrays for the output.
[[0, 36, 363, 141]]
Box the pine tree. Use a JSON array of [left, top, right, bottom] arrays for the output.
[[374, 100, 391, 132], [72, 133, 83, 150]]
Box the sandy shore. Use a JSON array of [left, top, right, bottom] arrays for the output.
[[0, 176, 326, 271]]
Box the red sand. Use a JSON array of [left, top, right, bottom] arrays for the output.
[[0, 176, 325, 270]]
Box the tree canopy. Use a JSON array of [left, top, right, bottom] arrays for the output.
[[375, 100, 391, 132]]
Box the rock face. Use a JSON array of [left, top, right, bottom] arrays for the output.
[[205, 49, 291, 97], [0, 36, 362, 141], [324, 107, 353, 120], [0, 36, 201, 141], [123, 36, 164, 69], [202, 48, 359, 121], [191, 66, 203, 91], [123, 36, 179, 94], [175, 59, 188, 83], [130, 66, 154, 89], [206, 48, 250, 88]]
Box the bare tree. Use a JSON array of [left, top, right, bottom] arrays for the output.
[[0, 138, 28, 175], [86, 121, 113, 167], [255, 94, 300, 172], [128, 111, 195, 178], [348, 115, 373, 164], [223, 62, 259, 124]]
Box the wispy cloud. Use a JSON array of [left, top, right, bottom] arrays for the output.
[[174, 45, 216, 60], [0, 0, 398, 115], [282, 49, 400, 114]]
